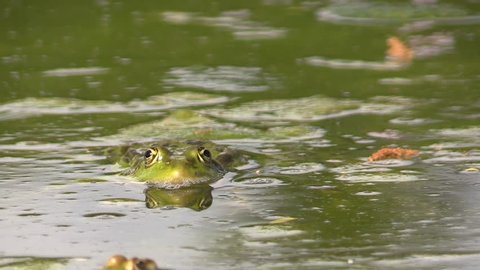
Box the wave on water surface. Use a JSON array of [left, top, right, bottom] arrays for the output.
[[0, 92, 229, 120]]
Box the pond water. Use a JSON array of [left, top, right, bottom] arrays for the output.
[[1, 0, 480, 269]]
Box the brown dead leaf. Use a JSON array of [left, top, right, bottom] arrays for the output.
[[368, 147, 419, 162], [387, 37, 414, 63]]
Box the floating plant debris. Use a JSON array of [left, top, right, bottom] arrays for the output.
[[43, 67, 109, 77], [162, 10, 287, 40], [462, 167, 480, 173], [0, 92, 229, 120], [269, 216, 297, 225], [163, 66, 275, 92], [368, 147, 419, 162], [83, 212, 126, 218], [387, 37, 414, 63]]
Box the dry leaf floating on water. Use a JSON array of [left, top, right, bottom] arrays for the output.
[[368, 147, 419, 162]]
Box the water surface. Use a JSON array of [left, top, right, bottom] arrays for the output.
[[1, 1, 480, 269]]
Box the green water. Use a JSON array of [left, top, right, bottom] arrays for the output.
[[1, 1, 480, 269]]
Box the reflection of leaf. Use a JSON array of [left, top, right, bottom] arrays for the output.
[[387, 37, 414, 63], [368, 147, 419, 162], [269, 216, 297, 225]]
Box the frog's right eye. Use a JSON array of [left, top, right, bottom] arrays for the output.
[[145, 148, 159, 168], [197, 147, 213, 163], [199, 147, 211, 159]]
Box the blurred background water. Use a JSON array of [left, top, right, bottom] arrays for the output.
[[1, 0, 480, 269]]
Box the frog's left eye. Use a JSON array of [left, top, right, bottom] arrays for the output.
[[145, 147, 159, 168]]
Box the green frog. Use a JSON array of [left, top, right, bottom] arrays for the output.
[[108, 140, 242, 188]]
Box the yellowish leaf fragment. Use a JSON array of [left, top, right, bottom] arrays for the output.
[[269, 217, 297, 225], [387, 36, 414, 63], [463, 167, 479, 173]]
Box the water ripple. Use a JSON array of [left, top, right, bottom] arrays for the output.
[[232, 177, 285, 188], [162, 10, 287, 40], [203, 95, 413, 122], [43, 67, 109, 77], [164, 66, 275, 92], [0, 92, 229, 120]]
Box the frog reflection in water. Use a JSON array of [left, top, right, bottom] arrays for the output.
[[145, 184, 213, 211], [112, 141, 241, 188]]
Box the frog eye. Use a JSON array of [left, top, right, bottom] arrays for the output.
[[199, 147, 211, 158], [145, 147, 159, 168], [196, 147, 213, 163]]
